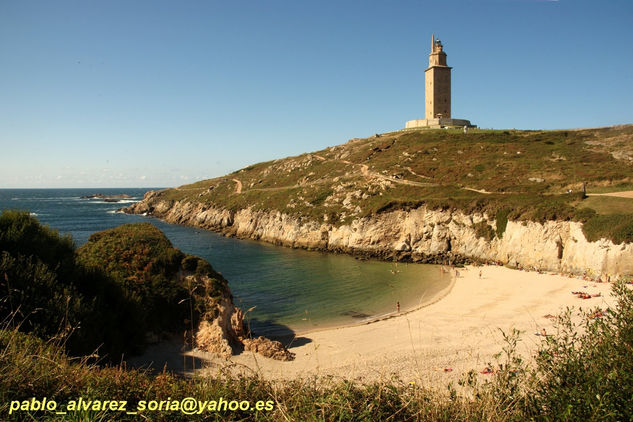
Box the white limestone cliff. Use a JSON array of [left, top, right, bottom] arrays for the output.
[[126, 192, 633, 278]]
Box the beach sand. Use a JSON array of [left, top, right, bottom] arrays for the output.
[[135, 265, 616, 385]]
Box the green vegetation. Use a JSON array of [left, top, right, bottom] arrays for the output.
[[2, 280, 632, 421], [472, 221, 496, 241], [579, 195, 633, 215], [495, 209, 510, 238], [141, 125, 633, 243], [0, 210, 140, 357], [526, 281, 633, 419], [0, 212, 229, 360], [585, 182, 633, 193], [582, 214, 633, 244], [77, 223, 228, 336]]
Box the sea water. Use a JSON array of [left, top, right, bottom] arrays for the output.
[[0, 189, 451, 337]]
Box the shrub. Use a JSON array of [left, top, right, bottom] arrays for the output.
[[77, 223, 197, 352], [0, 211, 141, 358], [495, 209, 510, 238], [473, 221, 496, 241], [527, 281, 633, 420], [0, 213, 228, 361], [0, 209, 75, 284]]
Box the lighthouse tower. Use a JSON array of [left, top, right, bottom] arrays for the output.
[[405, 35, 474, 129], [425, 34, 451, 120]]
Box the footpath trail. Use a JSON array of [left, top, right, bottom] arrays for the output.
[[230, 156, 436, 196], [231, 179, 242, 194], [221, 153, 585, 197], [359, 164, 436, 188], [462, 187, 494, 195], [587, 190, 633, 199]]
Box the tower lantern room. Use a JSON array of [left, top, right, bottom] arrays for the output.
[[429, 34, 448, 67]]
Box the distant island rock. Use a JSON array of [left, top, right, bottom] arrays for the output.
[[80, 193, 133, 202]]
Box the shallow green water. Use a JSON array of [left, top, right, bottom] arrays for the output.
[[0, 188, 453, 338], [220, 243, 453, 336]]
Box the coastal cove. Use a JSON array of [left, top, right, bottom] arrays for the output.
[[186, 264, 619, 383], [0, 189, 451, 337]]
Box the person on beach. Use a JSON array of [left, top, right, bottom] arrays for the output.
[[396, 301, 400, 313]]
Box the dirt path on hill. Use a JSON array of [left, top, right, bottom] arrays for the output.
[[587, 191, 633, 199], [232, 179, 242, 194], [233, 157, 435, 195], [404, 167, 431, 179], [360, 163, 435, 187], [228, 153, 526, 196], [463, 187, 493, 195]]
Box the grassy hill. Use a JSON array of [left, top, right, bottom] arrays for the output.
[[145, 125, 633, 243]]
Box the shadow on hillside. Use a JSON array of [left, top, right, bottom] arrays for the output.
[[246, 317, 313, 349]]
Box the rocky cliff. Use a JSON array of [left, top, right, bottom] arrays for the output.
[[125, 192, 633, 278], [194, 277, 295, 361]]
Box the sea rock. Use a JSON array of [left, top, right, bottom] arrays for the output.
[[242, 337, 295, 361]]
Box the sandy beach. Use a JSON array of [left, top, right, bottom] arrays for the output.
[[137, 265, 617, 385]]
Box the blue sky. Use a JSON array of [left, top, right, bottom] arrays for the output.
[[1, 0, 632, 188]]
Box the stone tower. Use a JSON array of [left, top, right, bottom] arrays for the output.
[[405, 35, 474, 129], [425, 34, 451, 119]]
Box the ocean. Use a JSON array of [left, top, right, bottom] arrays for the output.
[[0, 188, 451, 337]]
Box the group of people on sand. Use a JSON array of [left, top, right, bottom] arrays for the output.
[[516, 264, 546, 274], [439, 258, 625, 285], [515, 264, 620, 284], [439, 265, 462, 278], [578, 271, 614, 283], [571, 290, 601, 300], [535, 328, 552, 337]]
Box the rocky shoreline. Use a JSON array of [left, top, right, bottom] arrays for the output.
[[124, 190, 633, 278]]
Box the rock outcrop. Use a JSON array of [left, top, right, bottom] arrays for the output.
[[194, 281, 294, 361], [125, 191, 633, 278]]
